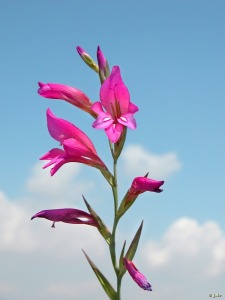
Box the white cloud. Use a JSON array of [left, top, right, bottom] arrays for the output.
[[26, 161, 94, 204], [143, 217, 225, 277], [121, 144, 181, 179]]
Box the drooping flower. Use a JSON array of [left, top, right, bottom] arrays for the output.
[[123, 258, 152, 291], [92, 66, 138, 143], [40, 108, 108, 176], [38, 82, 96, 117], [31, 208, 97, 228]]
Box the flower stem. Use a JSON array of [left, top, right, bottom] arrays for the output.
[[109, 150, 122, 299]]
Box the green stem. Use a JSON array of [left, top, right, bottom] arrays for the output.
[[109, 148, 122, 299]]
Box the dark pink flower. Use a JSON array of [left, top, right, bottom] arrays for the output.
[[126, 176, 164, 203], [92, 66, 138, 143], [38, 82, 96, 117], [40, 109, 107, 176], [31, 208, 97, 228], [123, 258, 152, 291]]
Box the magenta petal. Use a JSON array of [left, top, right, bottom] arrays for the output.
[[118, 113, 137, 129], [92, 112, 114, 129], [129, 102, 139, 113], [114, 80, 130, 114], [46, 109, 97, 154], [105, 123, 124, 143], [131, 177, 164, 193], [100, 66, 125, 114], [92, 102, 104, 114], [31, 208, 97, 227], [123, 258, 152, 291]]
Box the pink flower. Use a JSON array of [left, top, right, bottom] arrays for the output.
[[126, 176, 164, 203], [40, 108, 107, 176], [92, 66, 138, 143], [38, 82, 96, 117], [123, 258, 152, 291], [31, 208, 97, 228]]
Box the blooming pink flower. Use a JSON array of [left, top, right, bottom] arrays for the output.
[[38, 82, 96, 117], [126, 176, 164, 203], [123, 258, 152, 291], [92, 66, 138, 143], [31, 208, 97, 228], [40, 108, 107, 176]]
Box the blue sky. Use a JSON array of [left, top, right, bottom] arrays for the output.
[[0, 1, 225, 299]]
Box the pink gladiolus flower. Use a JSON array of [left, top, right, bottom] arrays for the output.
[[123, 258, 152, 291], [126, 176, 164, 203], [40, 108, 107, 176], [31, 208, 97, 228], [92, 66, 138, 143], [38, 82, 96, 117]]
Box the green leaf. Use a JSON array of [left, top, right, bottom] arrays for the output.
[[119, 221, 143, 276], [82, 250, 117, 300], [118, 240, 126, 274], [83, 196, 112, 245]]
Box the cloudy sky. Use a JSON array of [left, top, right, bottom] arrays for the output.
[[0, 1, 225, 299]]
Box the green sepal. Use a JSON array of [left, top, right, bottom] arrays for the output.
[[100, 168, 114, 186], [99, 60, 110, 84], [117, 191, 138, 219], [83, 196, 112, 245], [114, 128, 127, 160], [118, 240, 126, 275], [80, 54, 99, 73], [82, 250, 117, 300], [119, 220, 143, 276]]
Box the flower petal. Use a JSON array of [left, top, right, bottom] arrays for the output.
[[46, 108, 97, 154], [31, 208, 97, 227], [100, 66, 130, 115], [118, 113, 137, 129], [92, 112, 114, 129], [105, 123, 124, 143], [123, 258, 152, 291], [38, 82, 93, 114]]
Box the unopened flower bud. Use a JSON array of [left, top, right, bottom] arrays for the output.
[[76, 46, 99, 73]]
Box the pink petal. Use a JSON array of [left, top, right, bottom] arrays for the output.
[[129, 102, 139, 113], [100, 66, 130, 115], [91, 102, 104, 114], [105, 123, 124, 143], [92, 112, 114, 129], [46, 109, 97, 154], [118, 113, 137, 129]]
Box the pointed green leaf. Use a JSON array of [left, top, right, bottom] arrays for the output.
[[83, 196, 112, 244], [119, 221, 143, 276], [82, 250, 117, 300], [118, 240, 126, 273]]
